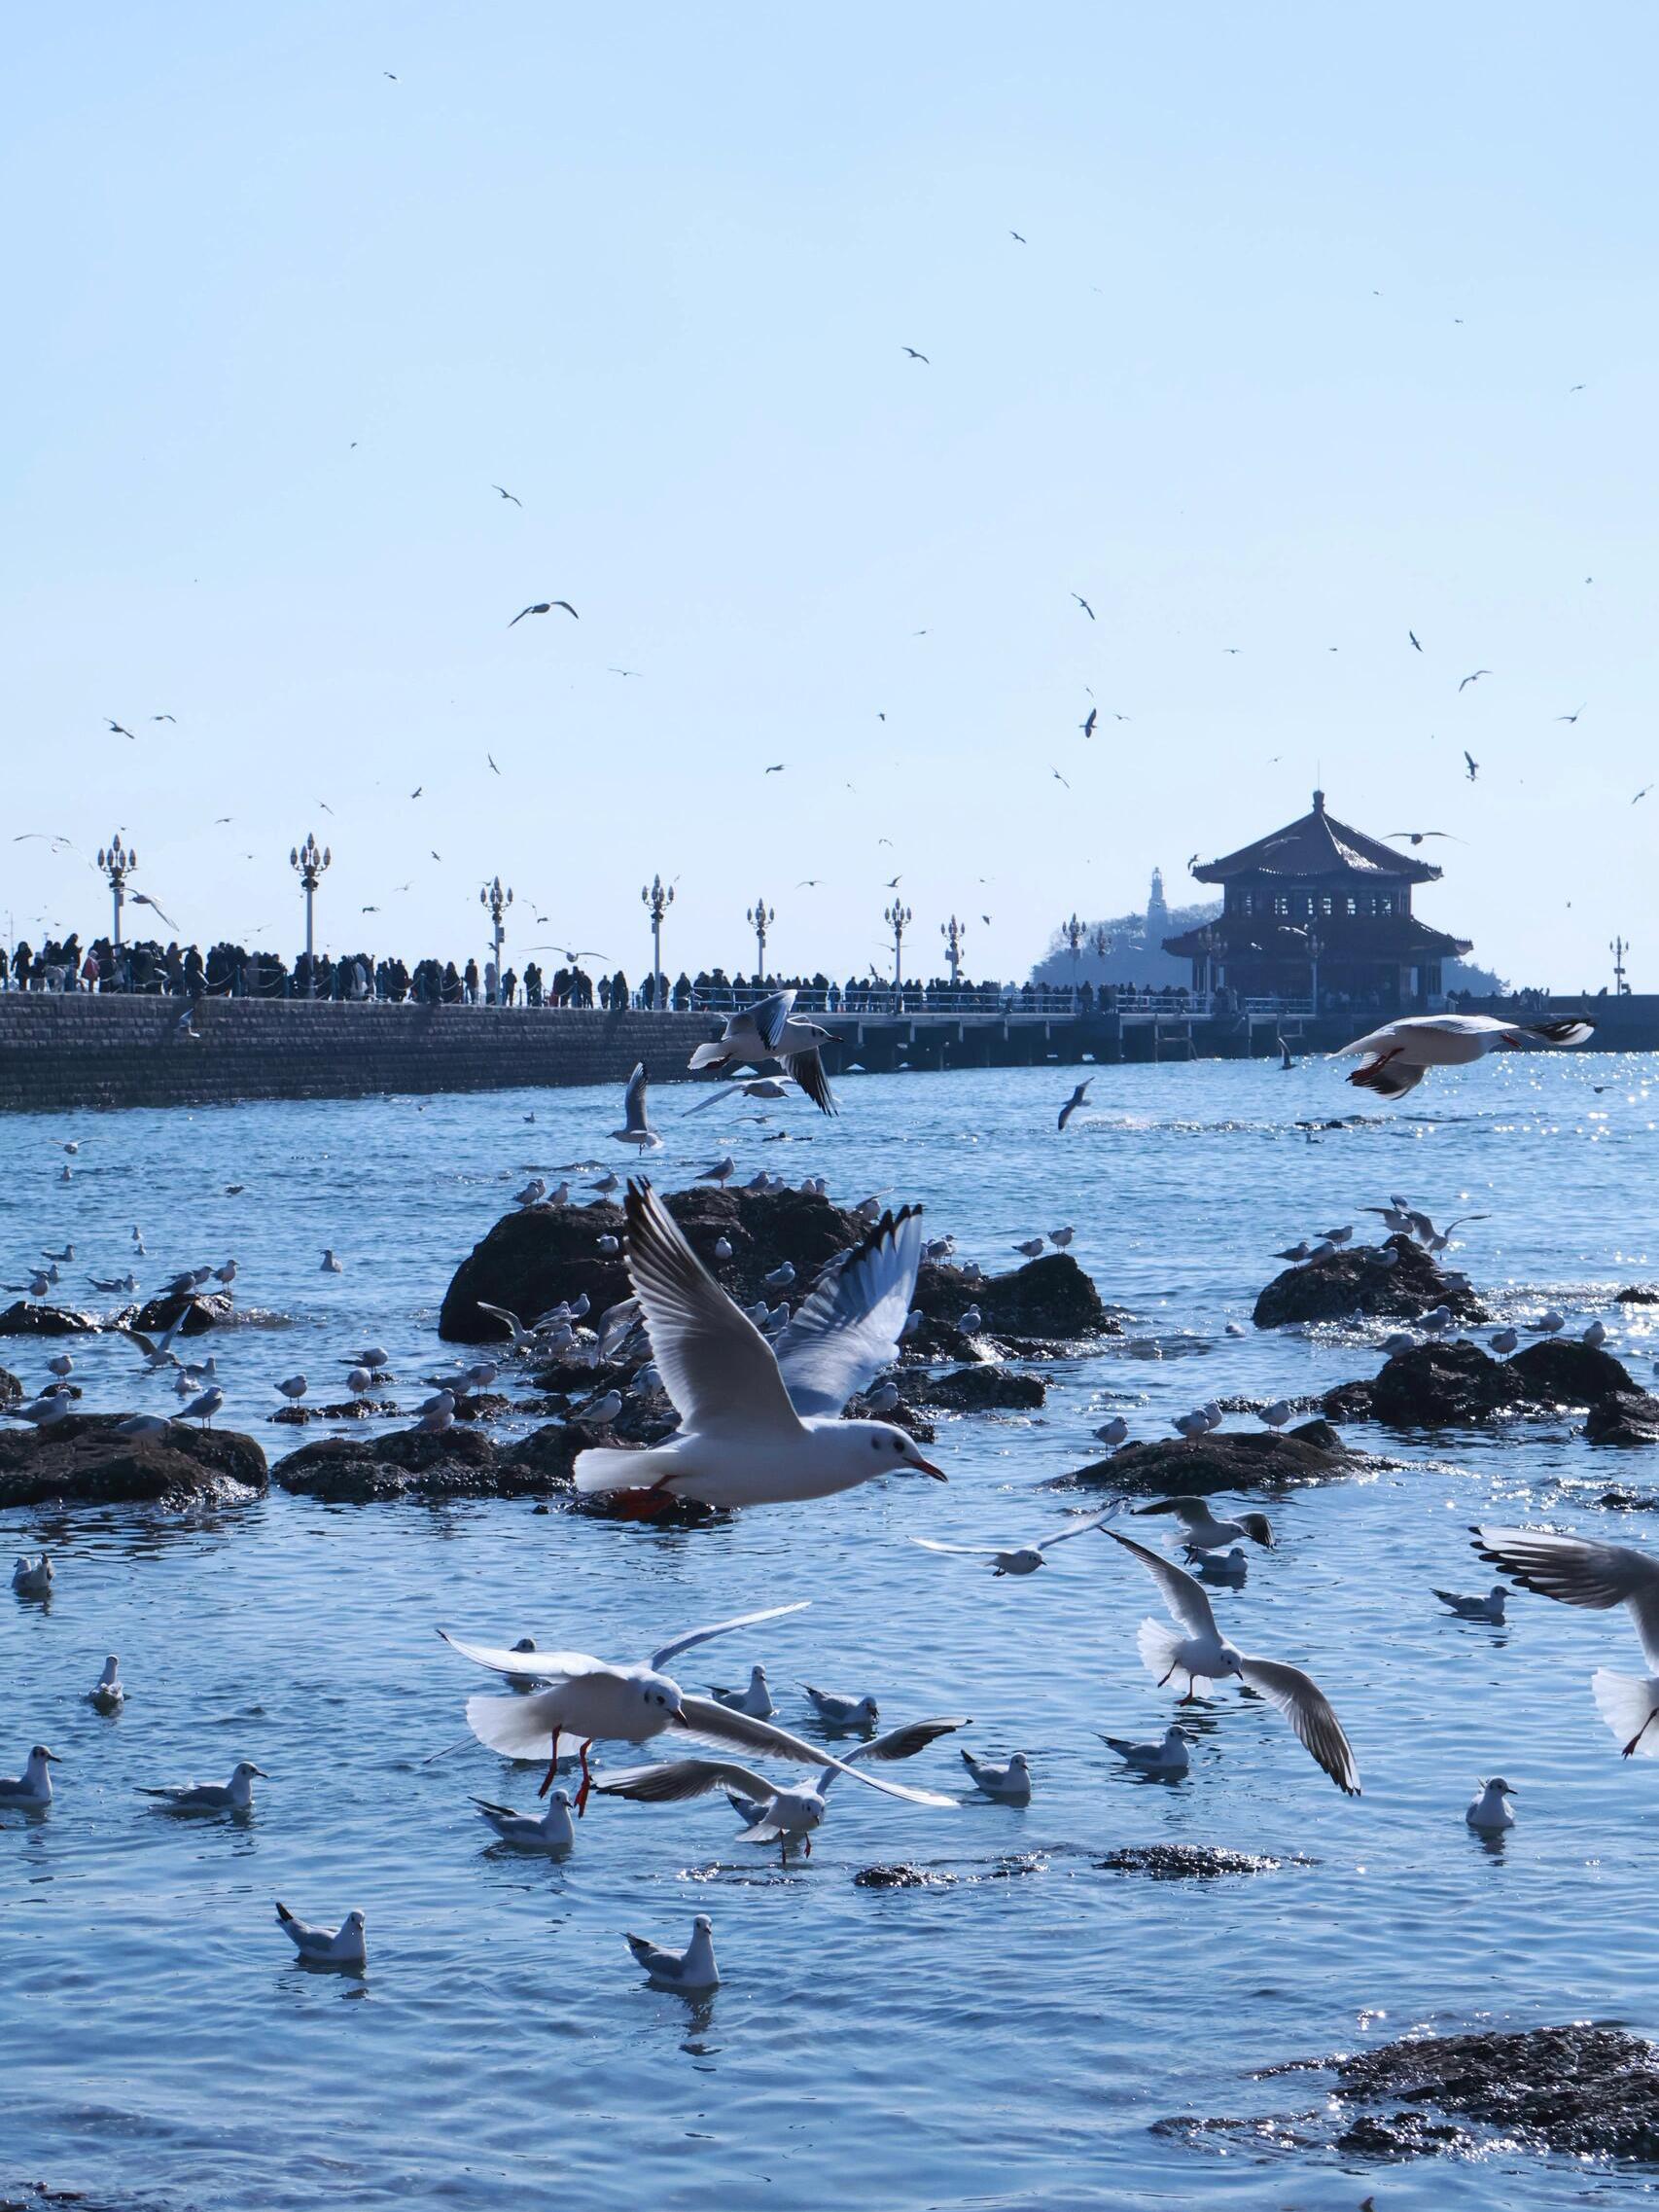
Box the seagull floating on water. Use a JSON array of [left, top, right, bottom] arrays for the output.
[[474, 1788, 576, 1855], [709, 1664, 774, 1718], [960, 1748, 1031, 1802], [275, 1902, 367, 1969], [1102, 1725, 1192, 1775], [0, 1745, 57, 1807], [1466, 1777, 1517, 1832], [1434, 1585, 1507, 1623], [626, 1915, 719, 1992], [139, 1761, 266, 1812], [801, 1685, 880, 1731]]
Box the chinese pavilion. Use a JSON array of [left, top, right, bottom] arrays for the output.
[[1161, 790, 1471, 1014]]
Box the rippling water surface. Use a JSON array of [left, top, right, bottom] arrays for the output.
[[3, 1055, 1658, 2210]]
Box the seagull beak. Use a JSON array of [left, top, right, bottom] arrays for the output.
[[908, 1453, 947, 1481]]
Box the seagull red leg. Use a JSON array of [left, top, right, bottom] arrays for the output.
[[537, 1730, 562, 1799], [575, 1738, 595, 1814], [1623, 1707, 1659, 1759]]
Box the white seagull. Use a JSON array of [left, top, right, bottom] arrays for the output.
[[1103, 1529, 1359, 1794], [610, 1062, 662, 1151], [139, 1761, 266, 1812], [1102, 1725, 1193, 1775], [960, 1748, 1031, 1802], [12, 1553, 53, 1598], [1466, 1777, 1518, 1832], [88, 1657, 125, 1712], [911, 1510, 1112, 1577], [688, 990, 836, 1115], [1135, 1496, 1273, 1556], [1473, 1525, 1659, 1756], [1433, 1585, 1507, 1623], [801, 1685, 880, 1730], [0, 1745, 58, 1807], [439, 1602, 951, 1815], [275, 1902, 367, 1969], [596, 1715, 967, 1860], [626, 1915, 719, 1991], [709, 1664, 774, 1717], [1057, 1079, 1091, 1132], [570, 1183, 942, 1509], [1334, 1014, 1595, 1098], [683, 1075, 802, 1118], [473, 1787, 576, 1854]]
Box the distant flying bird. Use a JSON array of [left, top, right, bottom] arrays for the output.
[[383, 71, 397, 81], [1555, 705, 1585, 724], [509, 600, 578, 625], [1009, 230, 1026, 242], [1051, 767, 1071, 789], [796, 878, 823, 888], [1464, 751, 1479, 782], [153, 713, 177, 722], [130, 892, 178, 929], [361, 905, 379, 913], [1186, 851, 1200, 871], [607, 667, 641, 677], [764, 764, 786, 774], [106, 719, 136, 739], [493, 484, 521, 505], [1634, 786, 1651, 806], [1389, 830, 1463, 845], [431, 850, 441, 860], [1073, 593, 1095, 620], [884, 874, 901, 888], [900, 346, 930, 362], [1409, 631, 1423, 652], [1058, 1078, 1092, 1131], [410, 786, 422, 798], [1080, 707, 1097, 739], [1458, 669, 1490, 692], [487, 754, 501, 775]]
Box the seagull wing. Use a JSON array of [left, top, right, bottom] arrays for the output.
[[847, 1716, 971, 1764], [625, 1934, 687, 1975], [772, 1205, 924, 1415], [910, 1537, 1007, 1557], [671, 1696, 954, 1804], [1037, 1510, 1114, 1551], [1330, 1023, 1400, 1058], [780, 1046, 837, 1116], [749, 989, 796, 1052], [623, 1180, 802, 1435], [596, 1757, 776, 1803], [1473, 1525, 1659, 1671], [437, 1628, 602, 1681], [622, 1061, 652, 1133], [1103, 1528, 1221, 1639], [649, 1599, 810, 1672], [1237, 1656, 1360, 1795], [681, 1080, 747, 1118]]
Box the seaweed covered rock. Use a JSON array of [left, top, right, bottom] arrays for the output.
[[440, 1185, 874, 1344], [914, 1253, 1113, 1344], [0, 1302, 118, 1338], [1056, 1420, 1360, 1496], [273, 1424, 543, 1503], [1253, 1235, 1486, 1330], [914, 1365, 1046, 1412], [129, 1291, 233, 1338], [1324, 1336, 1659, 1440], [0, 1413, 267, 1510], [1097, 1845, 1296, 1879]]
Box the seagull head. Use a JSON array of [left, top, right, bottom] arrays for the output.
[[1483, 1777, 1517, 1796], [854, 1421, 945, 1481], [233, 1763, 269, 1782], [634, 1671, 687, 1725], [692, 1914, 714, 1935]]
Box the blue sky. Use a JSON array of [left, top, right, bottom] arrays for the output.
[[4, 4, 1654, 989]]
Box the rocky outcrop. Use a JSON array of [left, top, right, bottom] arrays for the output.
[[1165, 2023, 1659, 2161], [913, 1365, 1046, 1412], [129, 1291, 233, 1338], [0, 1302, 118, 1338], [0, 1368, 18, 1409], [1253, 1235, 1486, 1330], [1324, 1337, 1659, 1441], [1097, 1845, 1298, 1879], [439, 1185, 876, 1344], [1617, 1285, 1659, 1304], [0, 1414, 266, 1510], [273, 1421, 588, 1503], [914, 1254, 1116, 1345], [1055, 1420, 1360, 1496]]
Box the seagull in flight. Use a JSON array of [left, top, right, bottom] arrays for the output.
[[1458, 668, 1490, 692], [1473, 1525, 1659, 1758], [569, 1182, 941, 1511], [688, 987, 837, 1115], [1555, 704, 1586, 724], [912, 1511, 1113, 1577], [1051, 767, 1071, 789], [1634, 786, 1652, 805], [1336, 1012, 1594, 1099], [492, 484, 522, 505], [901, 346, 930, 363], [1103, 1529, 1359, 1794], [764, 763, 787, 774], [1009, 230, 1026, 243], [609, 1062, 662, 1152], [1058, 1077, 1092, 1131], [1388, 830, 1463, 845], [106, 719, 136, 740], [1072, 593, 1095, 620], [487, 753, 501, 775], [153, 713, 177, 723], [1080, 707, 1097, 739], [1408, 631, 1423, 651], [129, 892, 179, 929], [509, 600, 579, 625], [1464, 750, 1479, 782]]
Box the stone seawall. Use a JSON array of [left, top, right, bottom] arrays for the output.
[[0, 996, 715, 1114]]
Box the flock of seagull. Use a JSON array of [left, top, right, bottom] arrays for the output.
[[2, 1004, 1641, 1988]]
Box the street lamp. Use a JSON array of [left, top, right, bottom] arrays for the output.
[[1306, 928, 1324, 1015], [289, 833, 331, 996], [641, 874, 675, 1010], [96, 835, 136, 946], [479, 876, 513, 1004], [940, 913, 967, 987], [1060, 911, 1086, 1007], [1611, 935, 1632, 995], [884, 899, 912, 1007], [746, 894, 775, 979]]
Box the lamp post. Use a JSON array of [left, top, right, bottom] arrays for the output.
[[1611, 935, 1631, 996], [747, 894, 775, 980], [289, 833, 331, 995], [96, 835, 136, 946], [479, 876, 513, 1004], [1060, 911, 1086, 1007], [642, 874, 674, 1010], [884, 899, 912, 1008], [940, 913, 967, 988], [1307, 928, 1324, 1015]]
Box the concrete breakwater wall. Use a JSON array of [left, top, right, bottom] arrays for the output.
[[0, 997, 715, 1114]]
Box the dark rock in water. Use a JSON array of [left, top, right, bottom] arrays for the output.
[[274, 1425, 539, 1503], [1617, 1285, 1659, 1304], [915, 1365, 1046, 1412], [0, 1302, 117, 1338], [497, 1422, 585, 1488], [855, 1863, 958, 1889], [1324, 1337, 1659, 1442], [0, 1414, 267, 1510], [1253, 1234, 1486, 1330], [1057, 1420, 1360, 1495], [129, 1291, 233, 1338], [439, 1185, 876, 1345], [913, 1254, 1121, 1349], [0, 1368, 18, 1409], [1097, 1844, 1296, 1879]]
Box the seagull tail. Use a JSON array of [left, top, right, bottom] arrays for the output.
[[687, 1042, 728, 1071], [464, 1691, 562, 1760], [1592, 1669, 1659, 1756], [1525, 1018, 1595, 1048], [1135, 1615, 1185, 1685], [572, 1444, 680, 1497]]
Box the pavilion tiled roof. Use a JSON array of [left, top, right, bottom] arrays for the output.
[[1191, 791, 1441, 885], [1163, 915, 1471, 961]]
